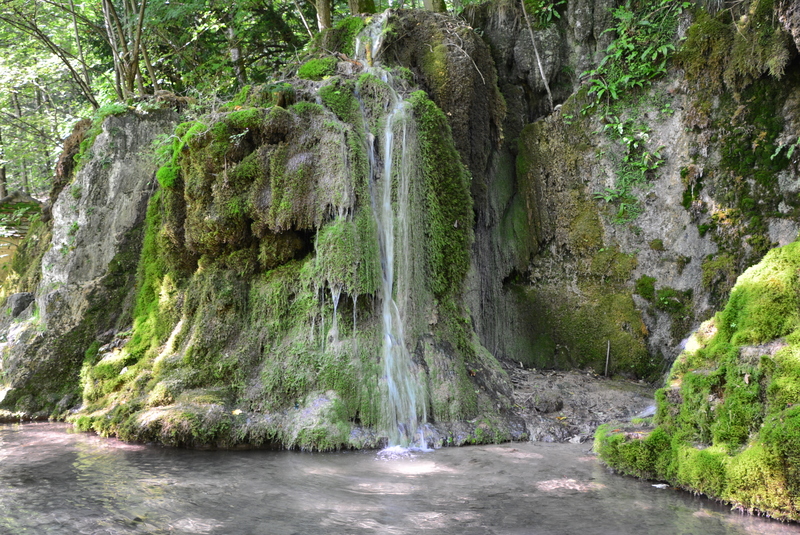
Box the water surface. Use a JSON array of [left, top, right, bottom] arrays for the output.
[[1, 423, 798, 534]]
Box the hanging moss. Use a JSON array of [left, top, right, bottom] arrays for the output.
[[677, 2, 792, 93], [408, 90, 472, 299], [156, 165, 179, 188], [314, 212, 380, 296]]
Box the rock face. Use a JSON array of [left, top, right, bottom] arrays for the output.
[[456, 0, 800, 383], [0, 109, 177, 414]]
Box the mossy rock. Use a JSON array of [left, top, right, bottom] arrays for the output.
[[595, 240, 800, 520], [60, 48, 517, 450], [298, 57, 338, 81]]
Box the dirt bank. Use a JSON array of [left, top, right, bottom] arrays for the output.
[[505, 361, 657, 443]]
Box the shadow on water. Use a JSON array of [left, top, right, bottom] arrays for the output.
[[1, 422, 799, 534]]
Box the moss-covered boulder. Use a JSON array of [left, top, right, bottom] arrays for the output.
[[595, 239, 800, 520]]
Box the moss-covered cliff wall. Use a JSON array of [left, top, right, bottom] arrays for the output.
[[455, 0, 800, 384], [0, 12, 523, 449]]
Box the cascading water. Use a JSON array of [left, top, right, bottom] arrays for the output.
[[355, 16, 428, 449]]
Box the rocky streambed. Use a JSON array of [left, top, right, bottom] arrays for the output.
[[505, 361, 657, 444]]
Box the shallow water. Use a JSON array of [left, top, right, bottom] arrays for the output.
[[1, 423, 799, 535]]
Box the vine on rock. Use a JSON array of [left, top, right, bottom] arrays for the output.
[[583, 0, 689, 223]]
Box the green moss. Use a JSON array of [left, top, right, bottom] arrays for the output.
[[290, 101, 324, 115], [316, 17, 366, 57], [298, 57, 338, 81], [589, 247, 636, 282], [229, 85, 252, 108], [6, 217, 50, 294], [156, 165, 179, 188], [519, 284, 653, 377], [594, 424, 675, 480], [717, 242, 800, 345], [701, 253, 736, 302], [223, 82, 296, 110], [125, 190, 183, 363], [314, 213, 380, 296], [655, 287, 692, 315], [649, 239, 664, 251], [678, 2, 791, 93], [420, 43, 449, 98], [319, 78, 360, 124], [568, 204, 603, 255], [408, 90, 472, 299], [74, 103, 130, 169], [225, 108, 264, 130], [595, 239, 800, 520], [635, 275, 656, 301]]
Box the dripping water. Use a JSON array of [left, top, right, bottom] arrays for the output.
[[330, 285, 341, 345], [355, 15, 428, 449]]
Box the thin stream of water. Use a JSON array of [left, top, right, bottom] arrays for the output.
[[355, 14, 427, 448], [2, 423, 798, 535]]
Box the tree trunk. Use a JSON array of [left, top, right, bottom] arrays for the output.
[[349, 0, 376, 15], [423, 0, 446, 12], [521, 0, 554, 111], [9, 93, 29, 193], [69, 0, 93, 90], [141, 41, 161, 93], [223, 10, 247, 86], [316, 0, 332, 30], [0, 128, 8, 200]]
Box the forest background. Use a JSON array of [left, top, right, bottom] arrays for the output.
[[0, 0, 483, 199]]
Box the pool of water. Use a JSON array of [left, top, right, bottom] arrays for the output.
[[1, 422, 798, 534]]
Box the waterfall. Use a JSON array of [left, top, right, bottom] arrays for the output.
[[355, 16, 428, 449]]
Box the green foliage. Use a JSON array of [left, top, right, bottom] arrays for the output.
[[655, 287, 692, 315], [523, 0, 566, 29], [298, 57, 338, 81], [585, 0, 685, 222], [584, 0, 687, 104], [593, 115, 665, 223]]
